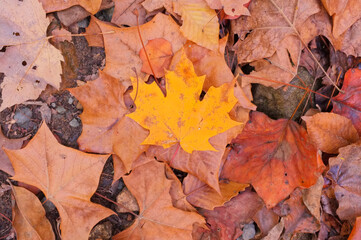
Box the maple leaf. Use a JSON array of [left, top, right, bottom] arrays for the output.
[[176, 0, 219, 51], [38, 0, 102, 14], [332, 68, 361, 135], [0, 0, 63, 111], [68, 70, 148, 174], [128, 53, 240, 153], [12, 185, 55, 240], [113, 160, 205, 240], [327, 143, 361, 220], [4, 123, 114, 240], [221, 111, 325, 208], [302, 112, 359, 154], [85, 13, 186, 88]]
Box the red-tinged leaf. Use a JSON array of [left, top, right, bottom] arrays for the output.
[[333, 67, 361, 135], [349, 217, 361, 240], [221, 111, 325, 208], [199, 190, 264, 240]]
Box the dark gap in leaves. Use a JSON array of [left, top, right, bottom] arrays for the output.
[[172, 168, 188, 183], [240, 63, 254, 75], [0, 46, 7, 52], [199, 91, 206, 101], [94, 7, 114, 23], [286, 49, 295, 67]]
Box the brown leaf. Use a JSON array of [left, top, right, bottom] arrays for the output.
[[12, 186, 55, 240], [39, 0, 102, 14], [113, 160, 205, 240], [0, 130, 27, 176], [302, 112, 359, 154], [68, 70, 149, 173], [199, 190, 264, 240], [4, 123, 114, 240], [139, 38, 173, 78], [111, 0, 147, 26], [349, 217, 361, 240], [302, 176, 324, 221], [327, 143, 361, 220], [221, 111, 325, 208], [87, 13, 186, 89]]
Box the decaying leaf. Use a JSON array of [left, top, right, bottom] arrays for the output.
[[4, 123, 114, 240], [12, 185, 55, 240], [333, 68, 361, 135], [327, 143, 361, 220], [68, 70, 149, 173], [86, 13, 186, 89], [205, 0, 251, 17], [177, 0, 219, 51], [221, 111, 325, 208], [128, 53, 240, 153], [0, 0, 63, 111], [303, 112, 359, 154], [111, 0, 146, 26], [113, 160, 205, 240], [39, 0, 102, 14], [139, 38, 173, 78]]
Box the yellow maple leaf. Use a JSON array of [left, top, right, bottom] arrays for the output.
[[127, 53, 240, 153]]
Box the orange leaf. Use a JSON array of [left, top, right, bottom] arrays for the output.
[[12, 186, 55, 240], [349, 217, 361, 240], [302, 112, 359, 154], [333, 68, 361, 135], [139, 38, 173, 78], [4, 123, 114, 240], [68, 70, 149, 174], [39, 0, 101, 14], [113, 160, 205, 240], [221, 111, 325, 208]]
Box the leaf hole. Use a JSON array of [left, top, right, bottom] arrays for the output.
[[13, 32, 20, 36], [284, 172, 287, 176], [232, 8, 235, 13], [199, 91, 206, 101], [35, 80, 40, 84], [0, 46, 6, 52], [32, 66, 37, 70], [22, 61, 27, 66]]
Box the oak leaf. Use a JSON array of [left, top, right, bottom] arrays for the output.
[[113, 160, 205, 240], [68, 70, 148, 174], [302, 112, 359, 154], [139, 38, 173, 78], [177, 0, 219, 51], [128, 53, 241, 153], [12, 185, 55, 240], [332, 68, 361, 135], [85, 13, 186, 88], [0, 0, 63, 111], [39, 0, 101, 14], [327, 143, 361, 220], [221, 111, 325, 208], [4, 123, 114, 240]]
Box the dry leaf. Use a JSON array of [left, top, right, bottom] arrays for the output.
[[349, 217, 361, 240], [302, 175, 324, 221], [221, 111, 325, 208], [68, 70, 149, 173], [0, 0, 62, 111], [205, 0, 250, 16], [139, 38, 173, 78], [111, 0, 146, 26], [12, 185, 55, 240], [302, 112, 359, 154], [178, 0, 219, 51], [4, 123, 114, 240], [327, 143, 361, 220], [128, 53, 240, 153], [86, 13, 186, 89], [39, 0, 102, 14], [113, 160, 205, 240]]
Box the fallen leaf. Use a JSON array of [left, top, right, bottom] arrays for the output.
[[327, 143, 361, 220], [39, 0, 102, 14], [115, 187, 140, 213], [0, 130, 27, 176], [199, 190, 264, 240], [183, 174, 248, 210], [177, 0, 219, 51], [262, 218, 284, 240], [87, 13, 186, 88], [139, 38, 173, 78], [233, 0, 327, 88], [321, 0, 361, 38], [349, 217, 361, 240], [221, 111, 325, 208], [283, 188, 320, 235], [128, 53, 240, 153], [141, 0, 173, 13], [302, 112, 359, 154], [4, 123, 114, 240], [332, 18, 361, 56], [252, 205, 279, 237], [12, 185, 55, 240], [0, 0, 63, 111], [205, 0, 251, 16], [111, 0, 146, 26], [113, 160, 205, 240], [68, 70, 149, 173], [332, 68, 361, 135], [302, 175, 324, 221]]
